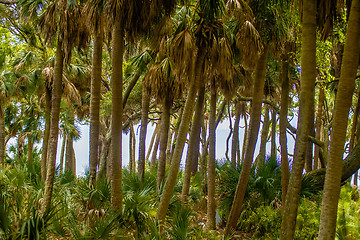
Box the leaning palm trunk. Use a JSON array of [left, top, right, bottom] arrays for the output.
[[42, 40, 64, 213], [156, 50, 202, 222], [280, 0, 317, 238], [157, 96, 171, 190], [89, 31, 103, 187], [279, 59, 290, 204], [182, 79, 205, 199], [0, 108, 5, 166], [41, 88, 51, 181], [110, 22, 124, 210], [318, 1, 360, 238], [138, 85, 150, 179], [207, 80, 217, 229], [225, 45, 269, 235]]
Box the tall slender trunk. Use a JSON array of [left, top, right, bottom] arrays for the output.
[[65, 134, 75, 174], [270, 107, 276, 157], [305, 111, 315, 172], [225, 45, 269, 235], [318, 1, 360, 238], [156, 49, 202, 222], [110, 22, 124, 210], [0, 108, 5, 167], [59, 135, 66, 174], [97, 134, 110, 181], [129, 122, 135, 173], [157, 96, 172, 190], [182, 79, 205, 198], [231, 103, 241, 167], [314, 87, 325, 170], [138, 85, 150, 179], [241, 114, 248, 163], [280, 0, 317, 237], [279, 59, 290, 204], [207, 80, 217, 229], [258, 104, 270, 162], [89, 30, 103, 187], [42, 39, 64, 213], [41, 87, 51, 181], [200, 118, 207, 192]]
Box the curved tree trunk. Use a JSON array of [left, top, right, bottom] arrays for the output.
[[145, 124, 159, 163], [138, 84, 150, 179], [157, 96, 171, 190], [207, 80, 217, 229], [280, 0, 317, 237], [110, 22, 124, 210], [41, 87, 51, 181], [182, 79, 205, 199], [258, 104, 270, 162], [89, 30, 103, 187], [318, 1, 360, 238], [150, 133, 160, 169], [225, 45, 269, 235], [231, 103, 241, 167], [0, 108, 5, 167], [123, 73, 141, 109], [279, 59, 290, 204], [156, 49, 204, 222], [42, 40, 64, 213]]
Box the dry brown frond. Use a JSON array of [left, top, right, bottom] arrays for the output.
[[62, 77, 81, 107], [226, 0, 254, 22], [236, 21, 263, 69], [41, 66, 54, 89]]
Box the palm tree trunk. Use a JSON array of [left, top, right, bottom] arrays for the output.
[[241, 114, 248, 163], [65, 134, 75, 174], [200, 118, 207, 191], [305, 111, 315, 172], [279, 59, 290, 204], [0, 108, 5, 167], [258, 104, 270, 162], [138, 84, 150, 179], [41, 87, 51, 181], [318, 0, 360, 238], [182, 79, 205, 199], [123, 73, 141, 109], [42, 39, 64, 213], [231, 103, 241, 167], [280, 0, 317, 237], [270, 107, 276, 157], [110, 21, 124, 210], [59, 134, 66, 174], [28, 138, 33, 165], [207, 79, 217, 229], [97, 133, 110, 181], [129, 122, 135, 173], [314, 87, 325, 170], [89, 30, 103, 187], [157, 96, 171, 190], [156, 49, 203, 222], [225, 44, 269, 235]]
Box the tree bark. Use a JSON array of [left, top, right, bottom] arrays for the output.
[[138, 84, 150, 179], [305, 111, 315, 172], [150, 132, 160, 169], [318, 0, 360, 238], [89, 30, 103, 187], [42, 39, 64, 213], [0, 108, 5, 167], [97, 132, 110, 181], [145, 124, 159, 163], [279, 59, 290, 204], [129, 122, 135, 172], [280, 0, 317, 237], [110, 22, 124, 210], [65, 134, 75, 174], [207, 79, 217, 229], [59, 135, 66, 174], [157, 96, 171, 190], [41, 87, 51, 181], [270, 107, 276, 157], [258, 104, 270, 162], [225, 45, 269, 235]]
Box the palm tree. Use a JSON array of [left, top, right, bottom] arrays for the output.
[[318, 0, 360, 238], [84, 0, 106, 187], [280, 0, 317, 238]]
